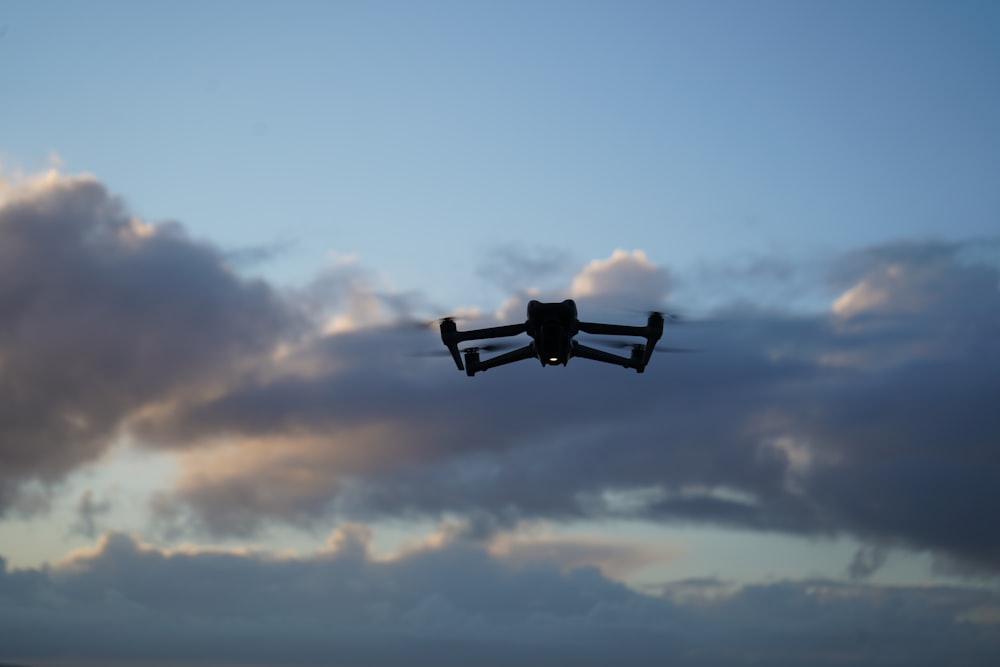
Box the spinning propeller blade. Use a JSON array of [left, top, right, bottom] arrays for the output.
[[651, 345, 698, 354], [411, 340, 521, 357], [394, 314, 468, 331], [613, 306, 682, 320], [587, 338, 698, 353]]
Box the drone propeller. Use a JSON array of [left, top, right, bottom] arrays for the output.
[[395, 314, 468, 331], [587, 338, 631, 349], [587, 338, 698, 353], [652, 309, 738, 327], [613, 305, 682, 320], [651, 311, 683, 324], [410, 340, 522, 357]]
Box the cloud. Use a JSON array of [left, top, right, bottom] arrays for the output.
[[70, 490, 113, 539], [477, 242, 575, 292], [847, 544, 890, 580], [141, 239, 1000, 574], [0, 170, 303, 513], [830, 240, 1000, 319], [5, 168, 1000, 575], [570, 248, 672, 310], [1, 531, 998, 666], [292, 253, 425, 334], [486, 529, 679, 580]]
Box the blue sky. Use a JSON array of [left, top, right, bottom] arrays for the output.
[[2, 2, 1000, 666], [5, 1, 998, 299]]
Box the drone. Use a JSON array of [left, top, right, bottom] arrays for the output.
[[438, 299, 669, 376]]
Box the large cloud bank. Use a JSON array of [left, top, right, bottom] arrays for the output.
[[0, 171, 303, 512], [3, 171, 1000, 576], [2, 530, 998, 667]]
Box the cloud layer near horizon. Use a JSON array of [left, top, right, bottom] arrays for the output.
[[3, 170, 1000, 576], [2, 530, 998, 667]]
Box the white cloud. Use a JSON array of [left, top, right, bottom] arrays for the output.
[[570, 249, 672, 307]]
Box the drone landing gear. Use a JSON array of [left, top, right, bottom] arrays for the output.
[[631, 344, 646, 373], [463, 349, 480, 377]]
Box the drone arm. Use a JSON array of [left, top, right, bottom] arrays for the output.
[[571, 342, 642, 371], [453, 322, 528, 343], [465, 344, 535, 376], [441, 322, 528, 372], [579, 315, 664, 369], [577, 321, 650, 337], [640, 329, 663, 369]]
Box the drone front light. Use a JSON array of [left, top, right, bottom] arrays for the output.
[[549, 357, 559, 362]]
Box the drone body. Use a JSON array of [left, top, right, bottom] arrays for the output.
[[440, 299, 664, 376]]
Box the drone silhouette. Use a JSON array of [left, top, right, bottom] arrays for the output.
[[439, 299, 674, 376]]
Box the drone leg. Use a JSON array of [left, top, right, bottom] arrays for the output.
[[641, 312, 664, 369], [440, 319, 464, 371], [571, 342, 644, 371]]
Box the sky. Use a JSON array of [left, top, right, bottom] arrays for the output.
[[1, 1, 1000, 665]]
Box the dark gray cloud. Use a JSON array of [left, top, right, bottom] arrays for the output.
[[139, 238, 1000, 573], [5, 171, 1000, 575], [848, 544, 890, 580], [0, 173, 303, 512], [2, 531, 998, 667], [70, 490, 112, 539]]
